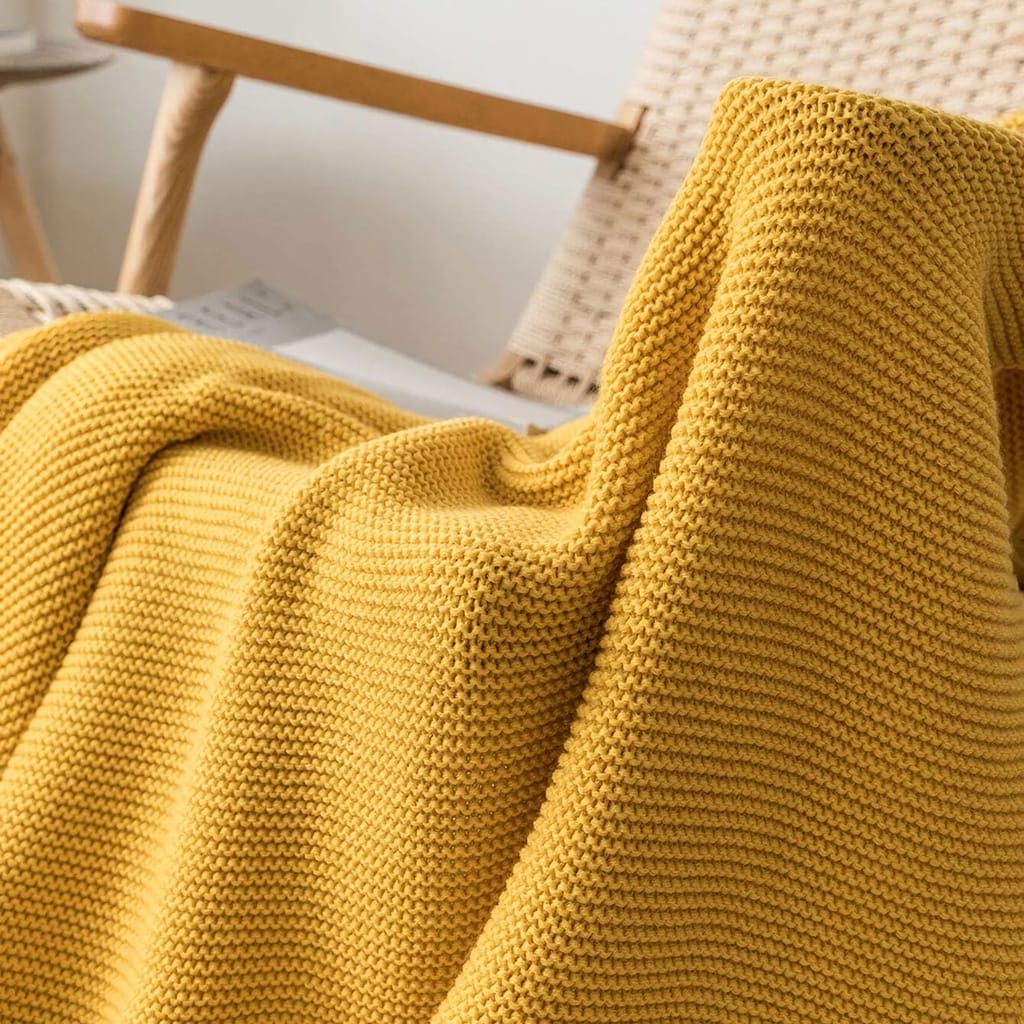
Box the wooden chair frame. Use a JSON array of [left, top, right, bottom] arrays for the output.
[[75, 0, 643, 297]]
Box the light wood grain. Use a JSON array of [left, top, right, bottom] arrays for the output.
[[595, 102, 646, 180], [475, 348, 523, 388], [118, 62, 234, 296], [0, 113, 58, 282], [75, 0, 636, 161]]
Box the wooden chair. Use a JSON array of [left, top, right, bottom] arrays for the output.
[[6, 0, 1023, 404]]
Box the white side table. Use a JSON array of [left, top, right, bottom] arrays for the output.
[[0, 40, 110, 281]]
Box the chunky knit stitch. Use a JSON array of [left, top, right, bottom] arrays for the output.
[[1, 79, 1022, 1023]]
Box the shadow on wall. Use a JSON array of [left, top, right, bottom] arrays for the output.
[[43, 85, 600, 375]]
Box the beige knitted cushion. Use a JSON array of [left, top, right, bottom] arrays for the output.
[[505, 0, 1024, 404]]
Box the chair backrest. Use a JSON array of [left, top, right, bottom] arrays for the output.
[[501, 0, 1024, 404]]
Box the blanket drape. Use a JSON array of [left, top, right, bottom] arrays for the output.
[[1, 78, 1022, 1023]]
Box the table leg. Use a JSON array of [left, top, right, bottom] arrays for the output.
[[0, 112, 58, 282]]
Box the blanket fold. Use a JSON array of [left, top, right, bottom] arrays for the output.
[[1, 78, 1022, 1023]]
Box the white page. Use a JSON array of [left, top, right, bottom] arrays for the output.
[[277, 329, 585, 433], [164, 280, 589, 433], [163, 279, 337, 346]]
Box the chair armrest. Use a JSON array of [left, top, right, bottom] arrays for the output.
[[75, 0, 637, 161]]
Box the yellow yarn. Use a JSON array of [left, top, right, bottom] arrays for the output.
[[1, 79, 1022, 1023]]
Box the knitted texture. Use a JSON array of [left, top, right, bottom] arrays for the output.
[[1, 79, 1022, 1022]]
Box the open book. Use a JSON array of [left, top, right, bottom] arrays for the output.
[[164, 280, 587, 434]]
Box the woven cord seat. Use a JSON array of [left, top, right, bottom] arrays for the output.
[[501, 0, 1024, 404], [0, 277, 169, 335]]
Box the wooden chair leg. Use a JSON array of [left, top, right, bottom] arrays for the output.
[[0, 112, 59, 282], [118, 62, 234, 296]]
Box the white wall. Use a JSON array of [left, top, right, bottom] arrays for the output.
[[21, 0, 660, 373]]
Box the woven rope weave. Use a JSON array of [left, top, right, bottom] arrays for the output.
[[0, 277, 170, 336], [1, 78, 1023, 1022], [506, 0, 1024, 403]]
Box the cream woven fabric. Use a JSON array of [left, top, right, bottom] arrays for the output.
[[0, 278, 170, 328], [506, 0, 1024, 403]]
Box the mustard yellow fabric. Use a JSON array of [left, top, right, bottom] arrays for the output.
[[1, 79, 1023, 1023]]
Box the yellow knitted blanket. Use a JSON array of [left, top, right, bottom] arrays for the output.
[[2, 79, 1022, 1023]]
